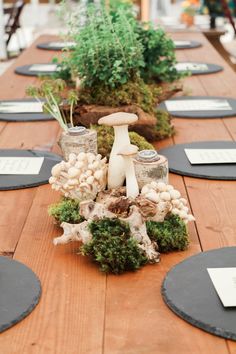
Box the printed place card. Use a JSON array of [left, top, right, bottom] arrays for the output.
[[165, 99, 232, 112], [207, 268, 236, 307], [174, 41, 191, 46], [49, 41, 75, 48], [29, 64, 59, 72], [175, 63, 208, 72], [0, 157, 44, 174], [184, 149, 236, 164], [0, 102, 43, 113]]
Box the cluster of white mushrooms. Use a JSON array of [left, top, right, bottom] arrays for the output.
[[49, 152, 107, 201], [141, 181, 195, 224], [51, 112, 195, 264]]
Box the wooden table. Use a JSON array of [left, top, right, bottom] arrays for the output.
[[0, 32, 236, 354]]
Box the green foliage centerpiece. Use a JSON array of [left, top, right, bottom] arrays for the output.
[[28, 3, 185, 144]]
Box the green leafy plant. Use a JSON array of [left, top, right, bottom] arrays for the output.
[[26, 3, 179, 144], [48, 198, 83, 224], [147, 214, 189, 253], [52, 57, 73, 83], [69, 5, 144, 89], [136, 24, 185, 83], [58, 2, 185, 87], [26, 79, 78, 130], [81, 218, 148, 274]]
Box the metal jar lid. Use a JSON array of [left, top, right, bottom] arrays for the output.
[[68, 126, 87, 136], [136, 150, 160, 162]]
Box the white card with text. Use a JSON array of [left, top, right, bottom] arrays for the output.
[[29, 64, 59, 72], [184, 149, 236, 164], [207, 268, 236, 307], [49, 41, 76, 48], [175, 63, 208, 71], [174, 41, 191, 46], [0, 102, 43, 113], [0, 157, 44, 174], [165, 99, 232, 112]]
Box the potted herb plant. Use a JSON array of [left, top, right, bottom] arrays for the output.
[[42, 3, 186, 141]]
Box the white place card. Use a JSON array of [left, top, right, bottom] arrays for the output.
[[165, 99, 232, 112], [0, 157, 44, 174], [175, 63, 208, 72], [0, 102, 43, 113], [29, 64, 59, 72], [174, 41, 191, 46], [184, 149, 236, 164], [49, 41, 76, 48], [207, 268, 236, 307]]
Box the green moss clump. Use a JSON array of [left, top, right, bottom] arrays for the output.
[[79, 78, 161, 113], [92, 125, 154, 158], [81, 218, 148, 274], [93, 125, 114, 158], [48, 198, 83, 224], [129, 131, 155, 150], [130, 109, 174, 142], [155, 109, 174, 140], [146, 214, 189, 253]]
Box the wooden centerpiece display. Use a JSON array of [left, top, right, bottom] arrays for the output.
[[48, 112, 195, 274], [26, 5, 194, 273]]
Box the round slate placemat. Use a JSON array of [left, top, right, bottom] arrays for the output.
[[174, 40, 202, 49], [177, 62, 223, 75], [0, 256, 41, 333], [37, 41, 75, 51], [159, 96, 236, 118], [0, 149, 62, 190], [0, 99, 52, 122], [159, 141, 236, 180], [15, 64, 58, 77], [162, 247, 236, 340]]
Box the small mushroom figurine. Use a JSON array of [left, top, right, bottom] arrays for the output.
[[98, 112, 138, 189], [118, 144, 139, 199]]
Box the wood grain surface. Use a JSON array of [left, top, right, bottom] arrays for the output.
[[0, 32, 235, 354]]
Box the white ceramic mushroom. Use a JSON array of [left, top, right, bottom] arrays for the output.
[[98, 112, 138, 189], [118, 144, 139, 198]]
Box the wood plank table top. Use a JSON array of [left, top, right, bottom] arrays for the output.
[[0, 33, 236, 354]]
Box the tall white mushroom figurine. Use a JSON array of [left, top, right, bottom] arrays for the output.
[[118, 144, 139, 198], [98, 112, 138, 189]]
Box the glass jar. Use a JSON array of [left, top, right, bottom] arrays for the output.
[[133, 150, 168, 189], [58, 126, 97, 161]]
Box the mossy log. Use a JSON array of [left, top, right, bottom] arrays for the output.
[[61, 103, 156, 127]]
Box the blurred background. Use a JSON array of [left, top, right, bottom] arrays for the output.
[[1, 0, 236, 72]]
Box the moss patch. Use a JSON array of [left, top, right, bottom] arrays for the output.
[[48, 198, 83, 224], [147, 214, 189, 253], [79, 78, 162, 113], [130, 108, 174, 142], [81, 218, 148, 274]]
